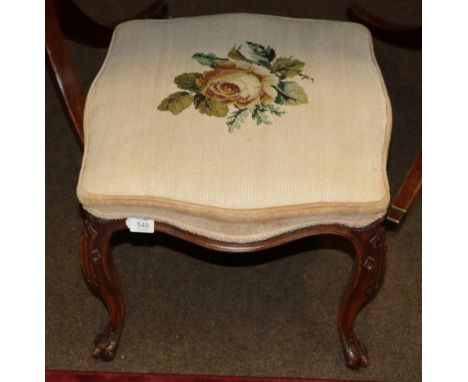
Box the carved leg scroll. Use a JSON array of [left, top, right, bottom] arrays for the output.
[[338, 222, 387, 369], [80, 212, 127, 361]]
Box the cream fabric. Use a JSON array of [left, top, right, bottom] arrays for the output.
[[77, 13, 392, 243]]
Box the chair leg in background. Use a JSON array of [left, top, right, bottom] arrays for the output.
[[337, 222, 387, 369], [80, 212, 127, 361]]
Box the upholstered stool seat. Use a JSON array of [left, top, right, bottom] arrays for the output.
[[77, 13, 391, 243]]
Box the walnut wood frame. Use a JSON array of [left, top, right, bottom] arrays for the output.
[[81, 211, 386, 368], [47, 0, 388, 370]]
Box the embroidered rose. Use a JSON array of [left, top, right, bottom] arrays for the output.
[[200, 61, 278, 108], [158, 41, 313, 132]]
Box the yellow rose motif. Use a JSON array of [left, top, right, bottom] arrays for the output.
[[158, 41, 312, 132], [200, 61, 279, 108]]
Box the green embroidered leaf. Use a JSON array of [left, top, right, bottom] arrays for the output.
[[245, 41, 276, 67], [194, 94, 229, 117], [192, 53, 225, 67], [274, 81, 309, 105], [226, 108, 249, 132], [228, 45, 249, 62], [157, 91, 194, 115], [272, 57, 305, 78], [299, 73, 314, 81], [174, 72, 203, 92], [263, 103, 286, 116], [251, 105, 272, 125]]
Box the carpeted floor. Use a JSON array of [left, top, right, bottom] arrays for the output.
[[45, 0, 421, 381]]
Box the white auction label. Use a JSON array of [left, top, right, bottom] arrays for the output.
[[126, 218, 155, 233]]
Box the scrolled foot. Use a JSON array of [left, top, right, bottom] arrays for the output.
[[342, 332, 369, 369], [92, 324, 120, 361]]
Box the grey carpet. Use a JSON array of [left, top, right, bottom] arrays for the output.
[[46, 0, 421, 381]]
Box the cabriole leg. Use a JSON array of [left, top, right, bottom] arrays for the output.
[[80, 212, 126, 361], [338, 222, 387, 369]]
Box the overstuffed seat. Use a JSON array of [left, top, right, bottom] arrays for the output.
[[77, 13, 391, 243], [45, 4, 394, 366]]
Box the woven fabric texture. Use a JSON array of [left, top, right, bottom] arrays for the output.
[[77, 13, 392, 243]]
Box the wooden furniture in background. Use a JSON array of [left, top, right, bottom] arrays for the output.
[[387, 149, 422, 225], [46, 0, 168, 141], [347, 3, 421, 48], [348, 3, 422, 227]]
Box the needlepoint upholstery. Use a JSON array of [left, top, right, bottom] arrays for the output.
[[77, 13, 392, 243]]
